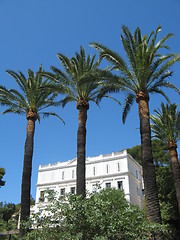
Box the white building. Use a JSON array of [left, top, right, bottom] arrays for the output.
[[33, 150, 144, 212]]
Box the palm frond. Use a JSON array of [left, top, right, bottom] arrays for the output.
[[152, 54, 180, 81], [122, 93, 135, 124], [60, 95, 77, 108], [2, 108, 25, 115], [6, 70, 26, 92], [40, 112, 65, 124], [103, 95, 121, 105], [0, 66, 62, 120], [148, 88, 170, 102], [57, 53, 72, 74]]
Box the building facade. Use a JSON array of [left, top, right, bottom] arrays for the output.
[[33, 150, 144, 213]]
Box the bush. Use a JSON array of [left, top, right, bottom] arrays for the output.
[[25, 189, 172, 240]]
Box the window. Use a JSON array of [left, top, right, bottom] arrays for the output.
[[117, 181, 123, 191], [117, 162, 120, 172], [60, 188, 65, 196], [70, 187, 75, 194], [39, 191, 45, 202], [106, 182, 111, 188], [62, 171, 65, 180], [72, 169, 75, 179], [142, 189, 145, 196], [136, 170, 139, 179], [46, 189, 54, 202], [93, 166, 96, 175], [137, 187, 140, 196], [106, 165, 109, 173]]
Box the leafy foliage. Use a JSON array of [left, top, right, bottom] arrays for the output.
[[156, 165, 179, 225], [128, 141, 179, 234], [0, 202, 18, 240], [25, 189, 171, 240], [127, 145, 142, 165], [0, 202, 15, 223], [127, 139, 170, 166], [0, 168, 5, 188]]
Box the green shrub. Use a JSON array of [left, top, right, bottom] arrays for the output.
[[25, 189, 172, 240]]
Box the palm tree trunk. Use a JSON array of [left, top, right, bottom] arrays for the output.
[[137, 92, 162, 224], [169, 144, 180, 216], [77, 104, 88, 198], [20, 113, 36, 234]]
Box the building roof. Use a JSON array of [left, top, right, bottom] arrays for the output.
[[38, 150, 141, 172]]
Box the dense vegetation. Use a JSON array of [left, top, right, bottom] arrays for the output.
[[24, 189, 172, 240], [128, 139, 180, 234], [151, 103, 180, 216], [0, 202, 19, 240]]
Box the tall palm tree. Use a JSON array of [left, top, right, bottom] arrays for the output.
[[0, 66, 64, 225], [151, 103, 180, 216], [90, 26, 180, 226], [41, 46, 112, 198]]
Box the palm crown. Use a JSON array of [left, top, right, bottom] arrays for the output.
[[90, 25, 180, 122], [0, 66, 63, 122], [43, 46, 110, 107], [151, 103, 180, 147]]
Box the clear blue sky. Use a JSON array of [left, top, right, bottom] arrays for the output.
[[0, 0, 180, 204]]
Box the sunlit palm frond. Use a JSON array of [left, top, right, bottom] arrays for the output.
[[91, 26, 180, 114], [6, 70, 26, 92], [148, 88, 170, 103], [60, 95, 77, 108], [57, 53, 72, 74], [122, 93, 135, 124], [152, 54, 180, 82], [2, 108, 26, 115], [41, 112, 65, 124], [0, 66, 63, 123]]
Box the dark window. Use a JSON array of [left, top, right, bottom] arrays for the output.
[[106, 182, 111, 188], [39, 191, 45, 202], [117, 181, 123, 191], [142, 189, 145, 196], [46, 189, 54, 202], [106, 165, 109, 173], [70, 187, 75, 194], [60, 188, 65, 196]]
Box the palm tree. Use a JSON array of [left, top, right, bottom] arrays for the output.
[[151, 103, 180, 216], [0, 66, 64, 225], [41, 46, 112, 198], [90, 26, 180, 226]]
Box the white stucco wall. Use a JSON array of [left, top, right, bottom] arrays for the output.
[[34, 150, 143, 210]]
